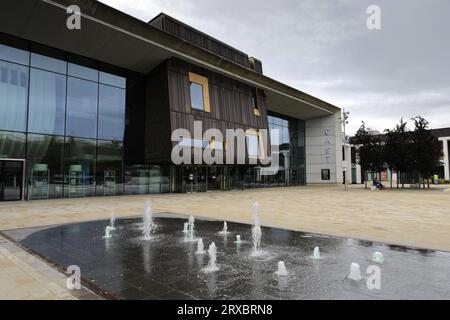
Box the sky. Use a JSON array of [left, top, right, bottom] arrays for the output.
[[101, 0, 450, 135]]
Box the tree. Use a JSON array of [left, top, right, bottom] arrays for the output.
[[384, 119, 413, 188], [353, 122, 386, 189], [410, 116, 442, 188]]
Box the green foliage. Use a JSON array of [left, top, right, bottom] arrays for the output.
[[355, 117, 442, 189], [384, 119, 413, 174], [353, 121, 385, 174], [409, 116, 442, 180]]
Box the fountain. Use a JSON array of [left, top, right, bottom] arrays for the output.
[[218, 221, 230, 235], [196, 238, 205, 254], [187, 215, 195, 240], [202, 242, 219, 273], [183, 222, 189, 234], [251, 202, 262, 254], [234, 235, 242, 244], [348, 262, 362, 281], [311, 247, 321, 259], [103, 226, 113, 239], [372, 251, 384, 264], [275, 261, 288, 276], [143, 201, 156, 240], [109, 213, 116, 231]]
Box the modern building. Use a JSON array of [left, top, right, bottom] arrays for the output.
[[346, 127, 450, 185], [0, 0, 343, 201], [342, 143, 362, 185], [434, 128, 450, 182]]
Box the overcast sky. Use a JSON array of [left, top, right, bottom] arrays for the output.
[[101, 0, 450, 135]]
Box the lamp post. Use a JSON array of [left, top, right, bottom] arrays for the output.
[[341, 109, 350, 191]]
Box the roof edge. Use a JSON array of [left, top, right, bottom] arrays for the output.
[[45, 0, 341, 114]]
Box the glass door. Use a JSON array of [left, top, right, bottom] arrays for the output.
[[0, 160, 24, 201], [207, 167, 222, 191]]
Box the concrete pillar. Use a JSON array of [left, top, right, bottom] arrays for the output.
[[344, 144, 352, 184], [442, 138, 450, 181], [356, 164, 362, 184]]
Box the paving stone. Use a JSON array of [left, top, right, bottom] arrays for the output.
[[0, 235, 100, 300]]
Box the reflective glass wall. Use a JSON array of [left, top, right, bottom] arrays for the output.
[[268, 113, 306, 186], [0, 34, 127, 200]]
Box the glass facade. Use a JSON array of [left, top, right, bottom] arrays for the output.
[[0, 131, 26, 158], [0, 35, 308, 201], [64, 137, 96, 198], [246, 135, 259, 158], [0, 60, 29, 132], [267, 114, 306, 186], [28, 69, 66, 135], [96, 140, 123, 196], [66, 77, 98, 139], [98, 85, 126, 141], [0, 37, 130, 200], [124, 165, 171, 195], [26, 134, 64, 199]]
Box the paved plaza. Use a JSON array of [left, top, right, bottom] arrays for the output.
[[1, 184, 449, 300]]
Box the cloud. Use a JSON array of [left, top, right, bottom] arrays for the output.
[[100, 0, 450, 135]]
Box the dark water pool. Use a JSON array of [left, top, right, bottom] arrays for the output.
[[5, 215, 450, 300]]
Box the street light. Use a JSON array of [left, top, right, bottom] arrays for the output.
[[341, 109, 350, 191]]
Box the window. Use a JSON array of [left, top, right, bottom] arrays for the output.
[[98, 84, 126, 141], [26, 134, 64, 199], [0, 44, 29, 65], [179, 138, 221, 149], [96, 140, 123, 196], [68, 63, 98, 82], [269, 115, 290, 149], [189, 72, 210, 112], [246, 133, 259, 158], [0, 131, 26, 158], [64, 137, 97, 198], [190, 83, 204, 110], [208, 137, 223, 150], [252, 89, 260, 116], [66, 77, 98, 139], [100, 71, 126, 89], [321, 169, 331, 181], [31, 53, 67, 74], [28, 69, 66, 135], [0, 60, 29, 132]]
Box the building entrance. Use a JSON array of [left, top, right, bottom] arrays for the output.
[[0, 160, 25, 201]]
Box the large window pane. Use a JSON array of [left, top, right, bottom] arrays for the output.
[[270, 128, 281, 146], [0, 131, 25, 158], [246, 135, 259, 158], [124, 165, 149, 195], [28, 69, 66, 135], [66, 77, 98, 139], [96, 140, 123, 196], [26, 134, 64, 199], [100, 71, 126, 88], [0, 61, 28, 132], [64, 137, 96, 198], [149, 166, 170, 194], [68, 63, 98, 82], [31, 53, 67, 74], [0, 44, 29, 65], [282, 126, 290, 145], [98, 85, 125, 141], [190, 82, 204, 110]]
